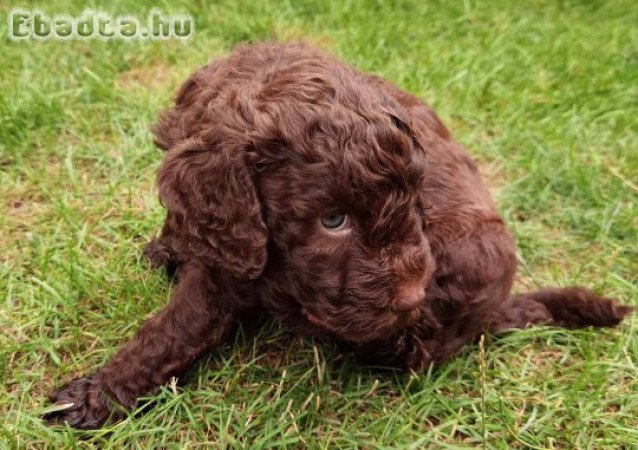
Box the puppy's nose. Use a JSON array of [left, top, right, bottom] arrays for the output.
[[392, 285, 425, 312]]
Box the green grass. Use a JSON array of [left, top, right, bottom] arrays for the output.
[[1, 0, 637, 448]]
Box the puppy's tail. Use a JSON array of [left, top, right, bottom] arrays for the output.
[[488, 287, 633, 333]]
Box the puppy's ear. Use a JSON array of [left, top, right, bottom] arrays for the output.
[[157, 137, 267, 280]]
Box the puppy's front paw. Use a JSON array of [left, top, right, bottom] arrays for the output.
[[143, 239, 171, 269], [44, 374, 123, 429]]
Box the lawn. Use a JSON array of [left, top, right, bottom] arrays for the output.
[[1, 0, 636, 448]]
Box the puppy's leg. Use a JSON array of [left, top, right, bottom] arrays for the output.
[[143, 238, 173, 269], [143, 213, 180, 276], [419, 228, 632, 366], [488, 287, 633, 332], [44, 264, 236, 429]]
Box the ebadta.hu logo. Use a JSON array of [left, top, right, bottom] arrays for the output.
[[7, 8, 195, 41]]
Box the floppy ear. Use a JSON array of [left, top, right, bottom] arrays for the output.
[[156, 137, 267, 280]]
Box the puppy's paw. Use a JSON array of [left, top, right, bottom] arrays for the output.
[[143, 239, 171, 269], [43, 374, 123, 430]]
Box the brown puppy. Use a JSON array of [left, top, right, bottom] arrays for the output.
[[45, 42, 633, 429]]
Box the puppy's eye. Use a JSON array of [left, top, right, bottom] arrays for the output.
[[321, 213, 348, 230]]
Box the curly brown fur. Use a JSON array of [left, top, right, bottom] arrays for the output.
[[45, 42, 633, 429]]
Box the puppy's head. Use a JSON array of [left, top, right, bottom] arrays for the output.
[[154, 54, 435, 344], [257, 105, 436, 343]]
